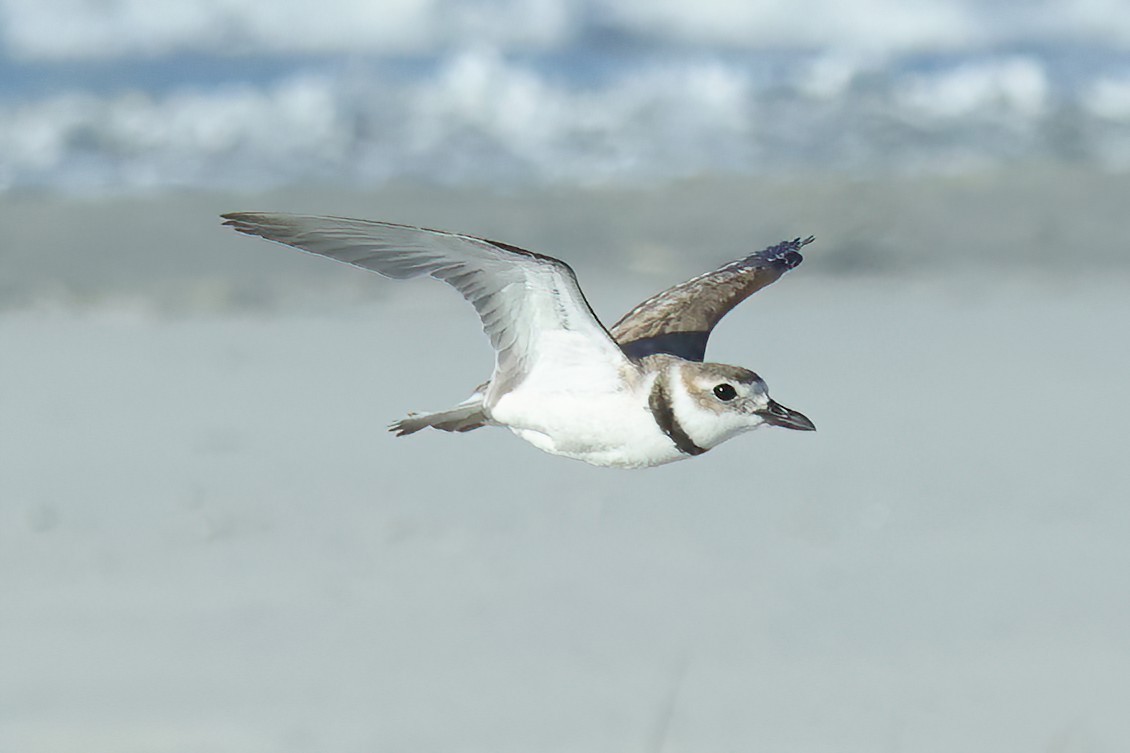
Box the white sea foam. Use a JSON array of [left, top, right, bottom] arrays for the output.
[[896, 58, 1049, 120], [0, 75, 350, 191], [7, 0, 1130, 60], [1088, 74, 1130, 121], [0, 0, 576, 59], [1, 50, 763, 190], [3, 2, 1130, 192], [603, 0, 984, 53]]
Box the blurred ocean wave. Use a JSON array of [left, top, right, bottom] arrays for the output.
[[7, 0, 1130, 59], [3, 1, 1130, 194]]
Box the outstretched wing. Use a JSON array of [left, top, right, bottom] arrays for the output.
[[222, 213, 630, 395], [610, 237, 813, 362]]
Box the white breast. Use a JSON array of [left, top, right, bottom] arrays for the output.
[[489, 367, 686, 468]]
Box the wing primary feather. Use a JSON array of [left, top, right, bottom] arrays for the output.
[[610, 235, 814, 362], [221, 212, 630, 395]]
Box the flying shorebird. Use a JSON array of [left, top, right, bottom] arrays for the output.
[[222, 212, 816, 468]]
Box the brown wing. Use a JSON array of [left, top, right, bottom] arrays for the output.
[[610, 236, 813, 361]]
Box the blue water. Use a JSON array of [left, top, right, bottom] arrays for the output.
[[3, 0, 1130, 194]]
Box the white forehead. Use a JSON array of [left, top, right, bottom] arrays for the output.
[[687, 368, 767, 397]]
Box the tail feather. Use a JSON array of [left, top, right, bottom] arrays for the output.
[[389, 401, 488, 437]]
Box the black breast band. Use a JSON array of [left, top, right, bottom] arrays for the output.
[[649, 377, 708, 456]]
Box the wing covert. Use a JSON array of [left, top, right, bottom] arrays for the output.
[[610, 236, 813, 361], [221, 212, 628, 394]]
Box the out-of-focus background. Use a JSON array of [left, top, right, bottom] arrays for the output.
[[2, 2, 1129, 752]]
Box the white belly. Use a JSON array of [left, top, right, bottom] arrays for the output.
[[489, 383, 686, 468]]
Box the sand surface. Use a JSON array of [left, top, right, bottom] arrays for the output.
[[2, 171, 1129, 752]]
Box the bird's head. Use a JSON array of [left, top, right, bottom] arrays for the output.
[[663, 361, 815, 449]]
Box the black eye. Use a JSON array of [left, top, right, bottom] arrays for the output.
[[713, 383, 737, 401]]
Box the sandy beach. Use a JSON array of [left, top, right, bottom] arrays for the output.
[[2, 169, 1129, 752]]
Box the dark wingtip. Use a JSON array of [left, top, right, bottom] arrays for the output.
[[221, 212, 305, 244], [388, 412, 425, 437], [221, 212, 251, 233], [759, 235, 815, 270]]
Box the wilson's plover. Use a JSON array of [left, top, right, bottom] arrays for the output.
[[223, 213, 815, 468]]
